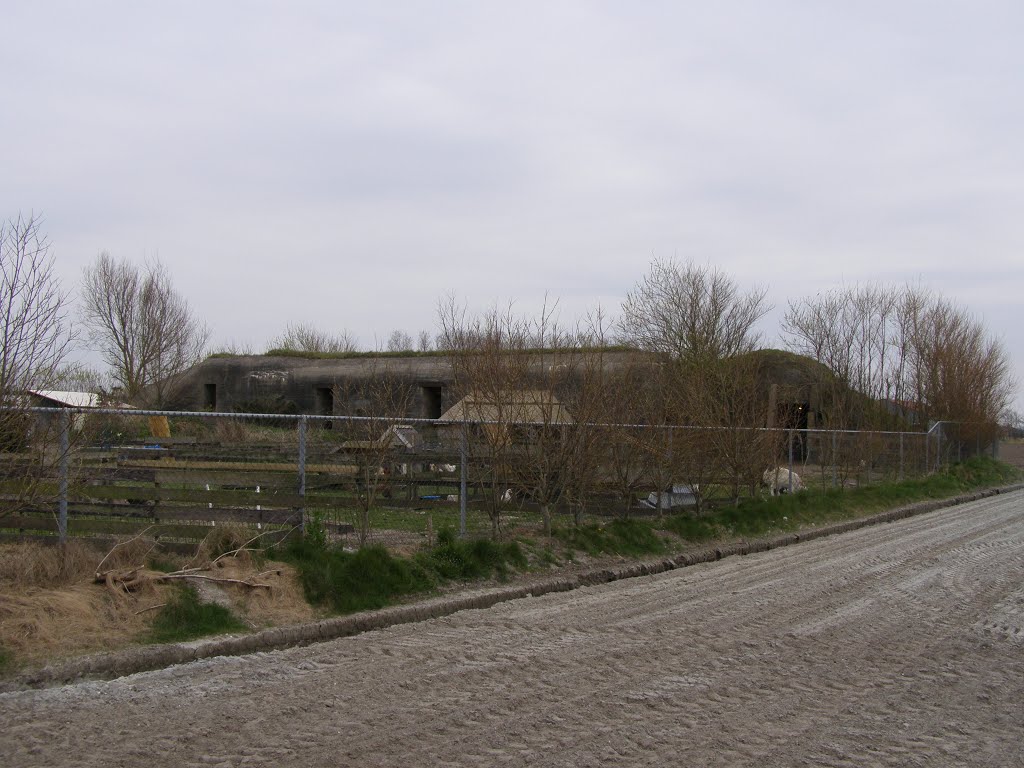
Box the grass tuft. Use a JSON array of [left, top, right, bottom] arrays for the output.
[[147, 586, 248, 644]]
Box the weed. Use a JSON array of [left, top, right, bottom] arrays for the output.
[[304, 509, 329, 550], [147, 585, 248, 643]]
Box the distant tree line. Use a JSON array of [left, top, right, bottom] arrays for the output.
[[0, 212, 1014, 432]]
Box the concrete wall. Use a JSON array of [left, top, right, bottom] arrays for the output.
[[180, 354, 458, 418]]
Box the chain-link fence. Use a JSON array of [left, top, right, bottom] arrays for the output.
[[0, 407, 1000, 549]]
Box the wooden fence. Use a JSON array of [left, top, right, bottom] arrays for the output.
[[0, 407, 974, 549]]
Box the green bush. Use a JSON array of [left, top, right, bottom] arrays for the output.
[[276, 528, 530, 614], [147, 586, 248, 643], [419, 527, 527, 580], [277, 539, 434, 614]]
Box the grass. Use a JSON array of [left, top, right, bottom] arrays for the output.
[[273, 525, 530, 615], [658, 514, 720, 542], [273, 539, 436, 614], [147, 585, 248, 644], [277, 456, 1021, 616], [703, 456, 1021, 540], [0, 645, 9, 673], [554, 518, 667, 558], [418, 526, 527, 580]]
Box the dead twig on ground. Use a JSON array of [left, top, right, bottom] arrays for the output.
[[94, 526, 156, 577]]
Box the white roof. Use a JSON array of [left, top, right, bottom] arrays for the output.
[[29, 390, 103, 408]]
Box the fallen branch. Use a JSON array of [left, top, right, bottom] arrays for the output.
[[94, 526, 156, 576], [134, 603, 167, 615], [160, 573, 272, 590], [211, 525, 297, 566]]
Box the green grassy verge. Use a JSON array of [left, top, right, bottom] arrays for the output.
[[554, 518, 667, 558], [147, 586, 248, 643], [709, 456, 1020, 539], [276, 539, 434, 614], [272, 526, 528, 615], [275, 457, 1020, 618]]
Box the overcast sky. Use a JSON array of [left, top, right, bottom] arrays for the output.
[[3, 2, 1022, 413]]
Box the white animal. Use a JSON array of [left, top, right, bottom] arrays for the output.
[[762, 467, 803, 495]]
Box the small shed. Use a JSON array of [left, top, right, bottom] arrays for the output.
[[339, 424, 423, 452], [27, 390, 130, 433], [437, 390, 573, 448]]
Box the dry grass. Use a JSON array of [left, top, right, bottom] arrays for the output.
[[210, 558, 316, 628], [0, 579, 168, 666], [0, 539, 161, 589], [0, 536, 315, 672]]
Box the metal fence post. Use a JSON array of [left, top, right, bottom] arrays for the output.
[[899, 432, 904, 481], [297, 415, 307, 536], [58, 410, 71, 545], [459, 425, 468, 537]]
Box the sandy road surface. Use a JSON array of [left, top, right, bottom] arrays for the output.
[[3, 491, 1024, 767]]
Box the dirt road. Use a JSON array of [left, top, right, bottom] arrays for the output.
[[3, 490, 1023, 767]]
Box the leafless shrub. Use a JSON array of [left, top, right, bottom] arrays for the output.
[[268, 321, 358, 355]]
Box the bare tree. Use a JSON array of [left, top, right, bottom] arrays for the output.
[[268, 322, 358, 355], [907, 295, 1013, 445], [505, 304, 586, 536], [0, 213, 75, 517], [617, 260, 775, 506], [437, 296, 530, 538], [417, 330, 434, 352], [0, 214, 75, 404], [80, 254, 209, 407], [784, 283, 1013, 462], [334, 369, 419, 546], [684, 354, 781, 504], [52, 364, 109, 396], [211, 338, 256, 356], [386, 329, 414, 353], [618, 258, 770, 361]]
